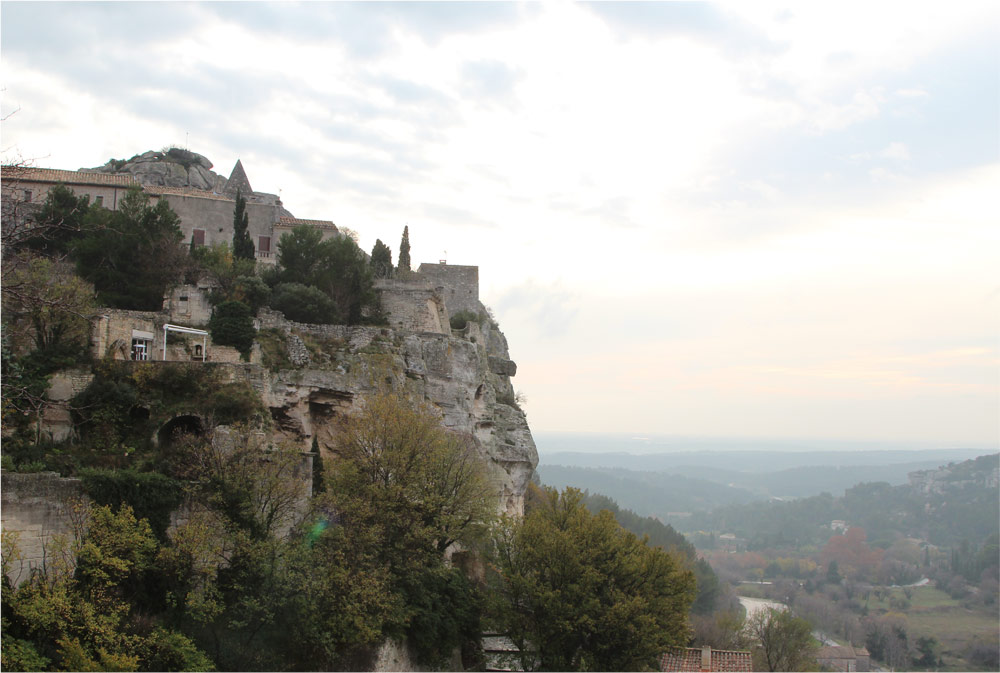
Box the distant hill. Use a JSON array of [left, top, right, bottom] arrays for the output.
[[537, 448, 991, 511], [537, 465, 757, 516], [676, 453, 1000, 549]]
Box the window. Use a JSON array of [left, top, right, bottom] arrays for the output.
[[131, 338, 151, 361], [258, 236, 271, 257], [94, 195, 104, 207], [23, 189, 32, 202], [82, 194, 90, 204], [178, 295, 189, 313], [191, 229, 206, 246]]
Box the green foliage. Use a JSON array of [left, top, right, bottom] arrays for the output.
[[232, 190, 255, 261], [488, 486, 696, 671], [272, 225, 379, 324], [70, 362, 266, 463], [3, 255, 95, 363], [321, 391, 495, 664], [400, 565, 482, 667], [1, 505, 211, 672], [72, 187, 186, 310], [311, 436, 325, 496], [397, 225, 411, 272], [79, 468, 184, 541], [1, 636, 51, 671], [270, 282, 336, 323], [19, 184, 96, 257], [370, 239, 393, 278], [449, 309, 481, 330], [580, 490, 722, 614], [256, 328, 291, 371], [164, 147, 202, 170], [171, 426, 306, 541], [208, 300, 255, 357], [747, 608, 819, 672]]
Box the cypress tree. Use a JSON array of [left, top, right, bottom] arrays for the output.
[[398, 225, 411, 272], [371, 239, 393, 278], [311, 435, 325, 495], [232, 189, 255, 260]]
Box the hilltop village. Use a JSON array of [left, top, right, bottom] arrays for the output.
[[2, 149, 537, 518]]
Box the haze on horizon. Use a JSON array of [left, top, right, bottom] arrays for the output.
[[2, 2, 997, 447]]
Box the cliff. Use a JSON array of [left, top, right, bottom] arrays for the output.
[[252, 304, 537, 515]]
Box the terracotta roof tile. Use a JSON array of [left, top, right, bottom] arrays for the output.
[[276, 216, 338, 231], [661, 647, 753, 672], [2, 166, 138, 187]]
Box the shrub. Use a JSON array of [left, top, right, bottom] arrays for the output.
[[449, 310, 481, 330], [270, 283, 337, 324], [79, 468, 184, 541], [209, 300, 255, 357]]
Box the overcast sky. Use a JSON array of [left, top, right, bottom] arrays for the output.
[[2, 2, 997, 448]]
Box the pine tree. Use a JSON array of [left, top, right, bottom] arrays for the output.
[[232, 189, 255, 261], [398, 225, 411, 272]]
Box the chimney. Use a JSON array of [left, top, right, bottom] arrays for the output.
[[701, 645, 712, 672]]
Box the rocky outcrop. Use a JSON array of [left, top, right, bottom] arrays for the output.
[[253, 311, 538, 516], [84, 149, 225, 192]]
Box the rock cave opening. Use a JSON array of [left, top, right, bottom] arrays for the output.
[[156, 414, 204, 447]]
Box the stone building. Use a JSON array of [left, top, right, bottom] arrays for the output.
[[1, 155, 339, 263], [1, 165, 138, 225], [816, 645, 870, 672]]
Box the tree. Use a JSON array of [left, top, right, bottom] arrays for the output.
[[72, 187, 186, 310], [274, 225, 325, 287], [323, 391, 496, 666], [747, 608, 819, 672], [231, 189, 255, 261], [326, 391, 496, 558], [397, 225, 410, 272], [208, 300, 255, 358], [370, 239, 393, 278], [271, 225, 379, 325], [270, 282, 336, 323], [1, 505, 212, 672], [15, 184, 96, 258], [488, 486, 696, 671], [2, 254, 94, 360]]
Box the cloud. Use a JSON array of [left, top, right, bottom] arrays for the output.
[[877, 142, 911, 161], [494, 281, 580, 339], [460, 60, 522, 104], [583, 2, 784, 56]]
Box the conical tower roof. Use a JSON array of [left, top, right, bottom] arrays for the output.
[[224, 159, 253, 198]]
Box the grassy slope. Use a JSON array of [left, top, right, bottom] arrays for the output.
[[867, 585, 998, 671]]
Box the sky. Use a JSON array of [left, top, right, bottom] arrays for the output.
[[2, 1, 998, 448]]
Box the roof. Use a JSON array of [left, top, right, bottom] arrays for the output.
[[223, 159, 253, 198], [276, 216, 338, 231], [2, 166, 138, 187], [661, 647, 753, 673], [817, 645, 869, 660]]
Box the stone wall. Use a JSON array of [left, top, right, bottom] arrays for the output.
[[416, 263, 480, 318], [91, 309, 165, 360], [153, 191, 279, 252], [374, 278, 449, 334], [164, 284, 215, 327], [2, 471, 89, 587]]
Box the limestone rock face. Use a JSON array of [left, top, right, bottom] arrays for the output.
[[254, 315, 538, 516], [83, 149, 227, 193]]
